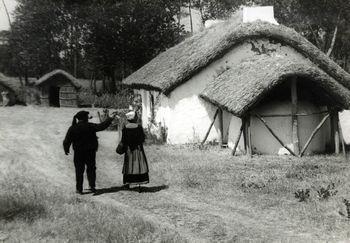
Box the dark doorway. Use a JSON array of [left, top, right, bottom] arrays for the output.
[[49, 86, 60, 107]]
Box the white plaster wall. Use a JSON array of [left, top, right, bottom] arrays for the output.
[[227, 115, 245, 153], [250, 101, 331, 155], [154, 85, 220, 144], [135, 89, 150, 128]]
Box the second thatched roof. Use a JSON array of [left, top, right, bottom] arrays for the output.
[[123, 20, 350, 95], [0, 72, 23, 93], [200, 54, 350, 117], [35, 69, 82, 89]]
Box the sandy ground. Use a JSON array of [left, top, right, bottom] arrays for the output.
[[1, 106, 349, 242]]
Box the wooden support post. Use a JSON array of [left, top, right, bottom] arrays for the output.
[[242, 118, 247, 155], [255, 114, 297, 157], [338, 119, 347, 159], [330, 109, 335, 152], [334, 112, 340, 154], [246, 116, 252, 157], [232, 121, 244, 156], [291, 77, 300, 154], [218, 108, 224, 146], [300, 113, 330, 157], [201, 108, 219, 145]]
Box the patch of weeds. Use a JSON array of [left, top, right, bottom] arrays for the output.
[[0, 200, 47, 222], [241, 174, 267, 191], [181, 168, 218, 190], [144, 122, 168, 145], [194, 140, 220, 151], [0, 182, 48, 222], [286, 163, 321, 180], [342, 199, 350, 219], [183, 173, 202, 189], [317, 183, 338, 200], [294, 189, 310, 202], [197, 143, 209, 150]]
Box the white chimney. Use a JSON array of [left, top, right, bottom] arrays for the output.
[[243, 6, 278, 25]]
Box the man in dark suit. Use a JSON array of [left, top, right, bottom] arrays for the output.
[[63, 110, 117, 194]]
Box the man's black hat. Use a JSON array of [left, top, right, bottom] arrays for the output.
[[75, 110, 89, 120]]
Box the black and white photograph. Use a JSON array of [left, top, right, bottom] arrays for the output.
[[1, 0, 350, 242]]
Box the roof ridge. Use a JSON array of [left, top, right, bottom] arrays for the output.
[[35, 69, 82, 89]]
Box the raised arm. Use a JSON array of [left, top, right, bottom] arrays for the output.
[[94, 112, 119, 132], [94, 118, 113, 132]]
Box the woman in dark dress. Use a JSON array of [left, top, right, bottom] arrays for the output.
[[120, 111, 149, 188]]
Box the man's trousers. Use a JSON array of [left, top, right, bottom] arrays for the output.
[[73, 150, 96, 192]]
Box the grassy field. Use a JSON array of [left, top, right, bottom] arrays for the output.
[[1, 106, 350, 242]]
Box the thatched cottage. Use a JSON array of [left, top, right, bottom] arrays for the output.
[[123, 15, 350, 155], [35, 69, 82, 107]]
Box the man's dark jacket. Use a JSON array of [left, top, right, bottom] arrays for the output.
[[63, 118, 112, 153]]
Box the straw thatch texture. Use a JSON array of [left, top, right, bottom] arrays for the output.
[[0, 72, 22, 93], [123, 21, 350, 95], [35, 69, 81, 89], [200, 54, 350, 117]]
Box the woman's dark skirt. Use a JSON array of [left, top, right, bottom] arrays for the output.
[[123, 145, 149, 185]]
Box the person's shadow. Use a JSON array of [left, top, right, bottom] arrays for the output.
[[93, 185, 169, 196]]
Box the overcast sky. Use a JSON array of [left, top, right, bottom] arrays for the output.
[[0, 0, 17, 31]]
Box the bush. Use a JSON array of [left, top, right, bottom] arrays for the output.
[[17, 86, 41, 105], [78, 88, 133, 109], [144, 121, 168, 145]]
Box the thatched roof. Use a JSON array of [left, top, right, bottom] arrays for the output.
[[0, 72, 23, 93], [200, 54, 350, 117], [35, 69, 82, 89], [123, 20, 350, 95]]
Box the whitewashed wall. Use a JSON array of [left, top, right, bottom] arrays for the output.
[[251, 101, 331, 155]]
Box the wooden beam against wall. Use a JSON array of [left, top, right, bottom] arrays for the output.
[[232, 121, 244, 156], [338, 120, 347, 159], [201, 108, 220, 145], [299, 113, 330, 157], [242, 117, 247, 154], [291, 77, 300, 154], [218, 108, 224, 146], [255, 114, 297, 157], [246, 116, 252, 157], [333, 112, 340, 154]]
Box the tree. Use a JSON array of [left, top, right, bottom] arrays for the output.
[[8, 0, 68, 83], [83, 0, 185, 93], [0, 30, 17, 76], [5, 0, 185, 92]]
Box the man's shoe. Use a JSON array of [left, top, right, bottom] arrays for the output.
[[76, 190, 83, 195], [89, 188, 97, 193]]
